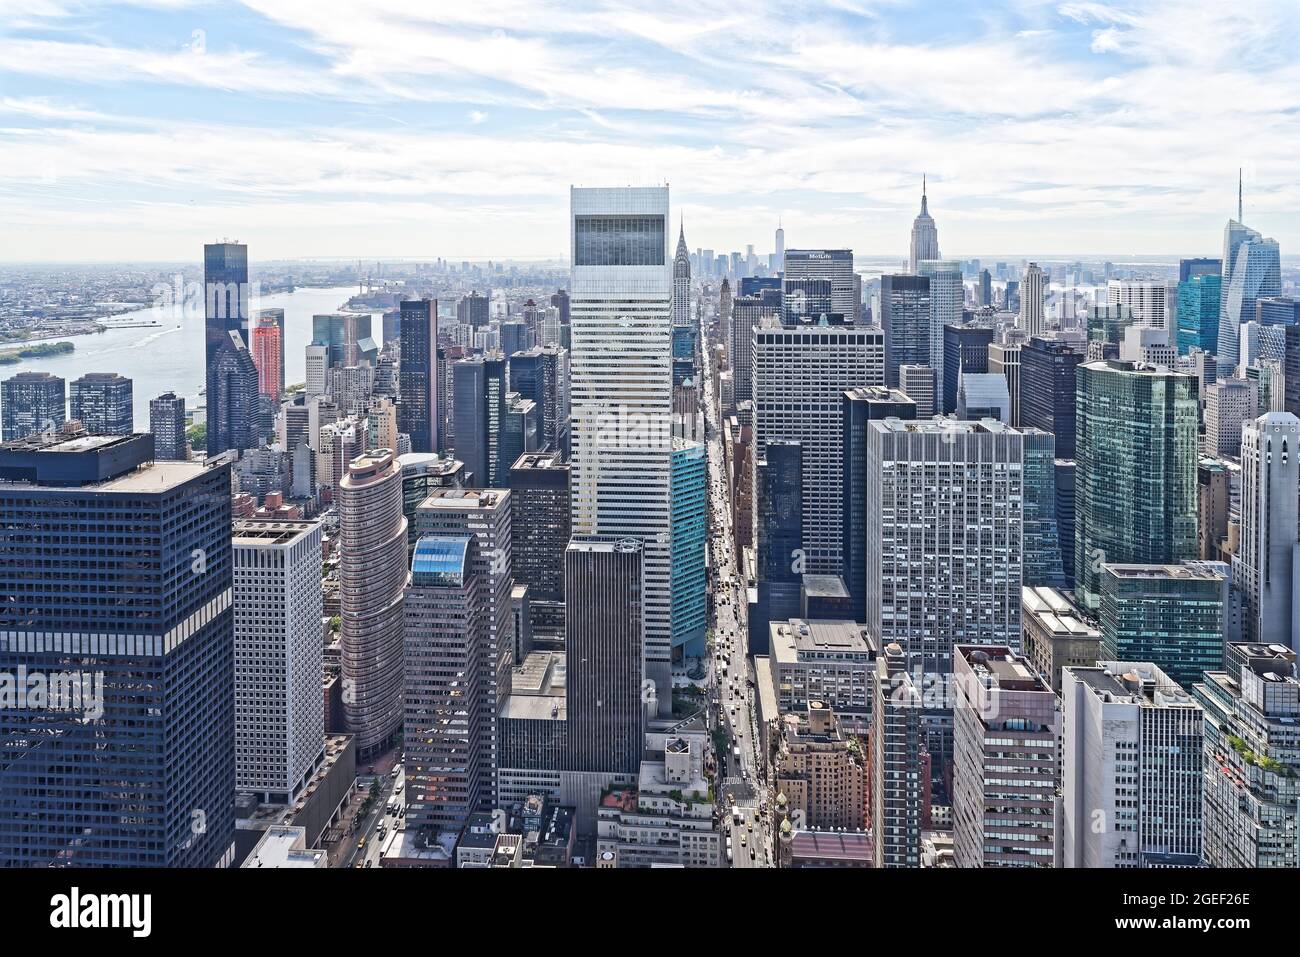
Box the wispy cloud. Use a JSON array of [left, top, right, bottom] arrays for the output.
[[0, 0, 1297, 259]]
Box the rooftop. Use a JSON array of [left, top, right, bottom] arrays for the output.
[[770, 619, 874, 663]]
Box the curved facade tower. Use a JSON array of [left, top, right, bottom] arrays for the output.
[[339, 448, 408, 758], [907, 176, 940, 273]]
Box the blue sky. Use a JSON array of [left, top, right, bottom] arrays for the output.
[[1, 0, 1298, 261]]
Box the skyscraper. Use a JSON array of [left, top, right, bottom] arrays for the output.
[[1236, 412, 1300, 646], [250, 315, 283, 400], [312, 313, 376, 369], [565, 536, 645, 773], [1019, 263, 1045, 338], [872, 642, 924, 868], [1176, 272, 1222, 356], [149, 391, 187, 460], [68, 372, 133, 436], [0, 432, 236, 867], [232, 520, 325, 804], [1061, 662, 1203, 868], [569, 186, 673, 706], [880, 274, 930, 388], [509, 345, 567, 453], [404, 534, 486, 834], [907, 176, 940, 273], [1219, 218, 1282, 370], [338, 448, 408, 759], [256, 307, 287, 397], [866, 419, 1024, 676], [508, 452, 570, 605], [672, 222, 691, 328], [952, 645, 1057, 868], [841, 387, 916, 622], [398, 298, 439, 454], [207, 330, 263, 453], [1, 371, 65, 442], [754, 439, 803, 649], [1019, 337, 1082, 458], [414, 489, 515, 805], [1108, 279, 1173, 331], [919, 260, 963, 392], [670, 439, 707, 662], [1074, 360, 1199, 610], [784, 249, 857, 322], [752, 321, 884, 577], [942, 324, 993, 415]]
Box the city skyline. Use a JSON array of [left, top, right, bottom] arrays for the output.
[[2, 1, 1299, 261]]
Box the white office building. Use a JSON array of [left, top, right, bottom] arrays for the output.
[[232, 520, 326, 803], [1108, 279, 1173, 331], [1235, 412, 1300, 646], [1019, 263, 1045, 338], [865, 419, 1024, 676], [1061, 661, 1203, 867], [918, 260, 963, 389], [569, 186, 674, 707]]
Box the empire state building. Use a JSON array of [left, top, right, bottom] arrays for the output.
[[908, 176, 940, 273]]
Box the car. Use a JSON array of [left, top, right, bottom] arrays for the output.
[[394, 784, 403, 794], [749, 848, 756, 860], [740, 835, 747, 847], [747, 821, 753, 832]]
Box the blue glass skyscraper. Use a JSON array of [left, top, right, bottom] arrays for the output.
[[1177, 273, 1222, 356], [670, 439, 707, 662]]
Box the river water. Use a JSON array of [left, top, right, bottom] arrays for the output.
[[2, 286, 374, 429]]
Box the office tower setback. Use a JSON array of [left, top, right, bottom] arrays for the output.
[[398, 298, 439, 454], [68, 372, 133, 436], [866, 419, 1024, 675], [0, 432, 236, 866], [908, 177, 940, 273], [232, 520, 325, 803], [880, 274, 931, 388], [569, 186, 673, 706], [1074, 360, 1199, 610], [566, 536, 645, 773], [509, 346, 567, 453], [1236, 412, 1300, 646], [338, 449, 408, 759], [149, 391, 187, 460], [1061, 662, 1203, 867], [1098, 563, 1227, 689], [753, 322, 884, 577], [952, 645, 1058, 868], [404, 534, 486, 834], [1, 371, 65, 442], [1019, 263, 1045, 337]]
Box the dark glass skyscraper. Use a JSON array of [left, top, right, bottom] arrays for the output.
[[398, 298, 439, 453], [150, 391, 187, 460], [1176, 273, 1222, 356], [509, 346, 566, 454], [1019, 337, 1083, 459], [1, 371, 65, 442], [841, 387, 916, 622], [508, 452, 570, 604], [69, 372, 133, 436], [754, 440, 802, 653], [0, 432, 236, 867], [204, 242, 252, 454], [942, 324, 993, 415], [880, 274, 930, 389]]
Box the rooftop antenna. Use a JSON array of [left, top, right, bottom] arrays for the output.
[[1238, 167, 1243, 221]]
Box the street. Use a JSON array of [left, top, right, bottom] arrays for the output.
[[702, 338, 773, 869]]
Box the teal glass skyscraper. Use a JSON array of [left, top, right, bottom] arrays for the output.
[[1176, 273, 1221, 356], [1074, 359, 1199, 610]]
